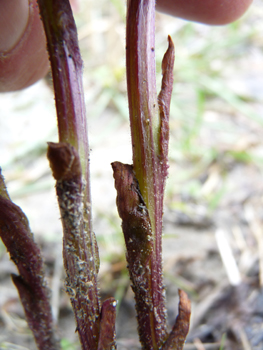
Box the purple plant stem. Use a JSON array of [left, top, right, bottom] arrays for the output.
[[37, 0, 90, 199], [0, 171, 60, 350], [47, 142, 100, 350], [37, 0, 90, 227], [37, 1, 103, 348], [126, 0, 175, 347]]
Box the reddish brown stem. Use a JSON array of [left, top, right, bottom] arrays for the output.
[[125, 0, 175, 346], [47, 142, 101, 349], [0, 171, 60, 350], [37, 0, 104, 347]]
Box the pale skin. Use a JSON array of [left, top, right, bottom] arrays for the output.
[[0, 0, 253, 92]]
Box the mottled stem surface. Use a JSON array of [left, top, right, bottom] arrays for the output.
[[37, 0, 105, 348], [112, 162, 156, 347], [0, 171, 60, 350], [125, 0, 175, 346], [47, 142, 101, 349]]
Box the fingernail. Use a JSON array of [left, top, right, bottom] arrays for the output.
[[0, 0, 29, 53]]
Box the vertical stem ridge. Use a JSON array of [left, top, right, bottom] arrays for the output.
[[38, 1, 102, 347], [126, 0, 175, 348]]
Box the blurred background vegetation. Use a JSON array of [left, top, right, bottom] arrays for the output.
[[0, 0, 263, 349]]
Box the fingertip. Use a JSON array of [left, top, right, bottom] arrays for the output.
[[156, 0, 253, 25], [206, 0, 253, 25], [0, 0, 29, 52]]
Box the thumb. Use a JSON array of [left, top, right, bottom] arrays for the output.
[[0, 0, 49, 92]]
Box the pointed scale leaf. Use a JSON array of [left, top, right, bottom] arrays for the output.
[[162, 290, 191, 350], [98, 298, 117, 350]]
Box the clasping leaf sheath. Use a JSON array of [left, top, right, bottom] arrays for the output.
[[112, 0, 191, 348]]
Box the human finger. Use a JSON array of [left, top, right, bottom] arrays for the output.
[[0, 0, 49, 92], [156, 0, 253, 25]]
